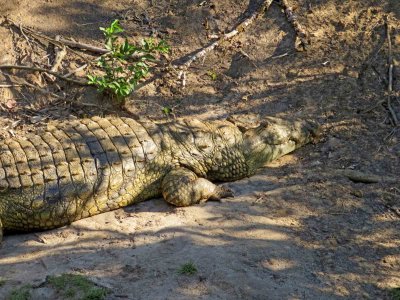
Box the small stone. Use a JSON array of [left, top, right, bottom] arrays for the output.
[[322, 137, 341, 152], [350, 190, 363, 198]]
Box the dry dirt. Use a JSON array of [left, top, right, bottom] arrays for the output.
[[0, 0, 399, 299]]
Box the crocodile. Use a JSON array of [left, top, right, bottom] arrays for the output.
[[0, 114, 318, 242]]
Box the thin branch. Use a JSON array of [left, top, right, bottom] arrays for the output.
[[386, 20, 398, 126], [64, 64, 88, 78], [45, 36, 68, 82], [19, 24, 33, 48], [173, 0, 274, 71], [279, 0, 310, 51], [51, 39, 68, 73], [0, 65, 89, 85], [5, 18, 95, 62], [0, 84, 23, 88], [8, 76, 65, 99], [7, 18, 109, 55], [57, 37, 109, 54]]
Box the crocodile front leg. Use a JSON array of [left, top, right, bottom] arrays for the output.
[[162, 167, 233, 206]]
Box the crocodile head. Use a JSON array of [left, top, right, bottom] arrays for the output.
[[235, 115, 320, 173]]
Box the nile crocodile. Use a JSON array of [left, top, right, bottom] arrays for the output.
[[0, 114, 318, 242]]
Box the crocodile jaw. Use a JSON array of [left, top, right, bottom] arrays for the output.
[[242, 117, 319, 172]]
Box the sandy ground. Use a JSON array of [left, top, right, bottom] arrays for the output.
[[0, 0, 399, 299]]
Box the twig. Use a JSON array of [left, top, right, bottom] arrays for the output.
[[371, 65, 387, 86], [239, 49, 258, 68], [7, 76, 65, 99], [57, 37, 109, 54], [362, 99, 386, 113], [6, 18, 64, 49], [64, 64, 88, 78], [386, 19, 399, 126], [8, 19, 149, 62], [19, 24, 33, 48], [5, 18, 94, 62], [279, 0, 310, 51], [181, 71, 187, 88], [45, 36, 68, 82], [51, 38, 68, 73], [271, 52, 289, 59], [0, 84, 23, 88], [0, 65, 88, 85], [174, 0, 274, 71]]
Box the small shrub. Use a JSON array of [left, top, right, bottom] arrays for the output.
[[178, 262, 198, 275], [47, 274, 107, 300], [161, 106, 174, 117], [0, 278, 6, 287], [207, 70, 217, 80], [390, 287, 400, 300], [8, 284, 31, 300], [88, 19, 170, 103]]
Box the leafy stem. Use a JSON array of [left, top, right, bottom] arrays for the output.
[[88, 20, 170, 103]]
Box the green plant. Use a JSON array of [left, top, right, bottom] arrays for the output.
[[161, 106, 173, 117], [0, 278, 6, 287], [88, 19, 170, 103], [8, 284, 31, 300], [390, 287, 400, 300], [47, 274, 107, 300], [207, 70, 217, 81], [178, 262, 198, 275]]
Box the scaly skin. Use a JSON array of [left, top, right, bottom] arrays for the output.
[[0, 115, 318, 240]]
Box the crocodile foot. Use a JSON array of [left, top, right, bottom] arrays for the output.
[[162, 167, 234, 207]]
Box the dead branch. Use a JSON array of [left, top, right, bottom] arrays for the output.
[[51, 37, 68, 73], [6, 18, 66, 48], [64, 64, 88, 78], [279, 0, 310, 51], [5, 18, 96, 63], [44, 36, 68, 82], [7, 18, 110, 55], [57, 37, 109, 54], [362, 99, 386, 113], [174, 0, 274, 71], [7, 76, 65, 99], [386, 20, 399, 126], [0, 65, 88, 85], [19, 24, 33, 49], [0, 84, 23, 88], [336, 169, 397, 184]]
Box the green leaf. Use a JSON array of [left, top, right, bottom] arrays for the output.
[[109, 19, 124, 35], [105, 38, 114, 50], [87, 74, 96, 83], [89, 20, 171, 103], [207, 70, 217, 81], [162, 106, 172, 115], [141, 54, 156, 61]]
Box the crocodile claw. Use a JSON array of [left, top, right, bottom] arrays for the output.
[[208, 186, 234, 201]]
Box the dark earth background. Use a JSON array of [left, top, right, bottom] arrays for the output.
[[0, 0, 399, 299]]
